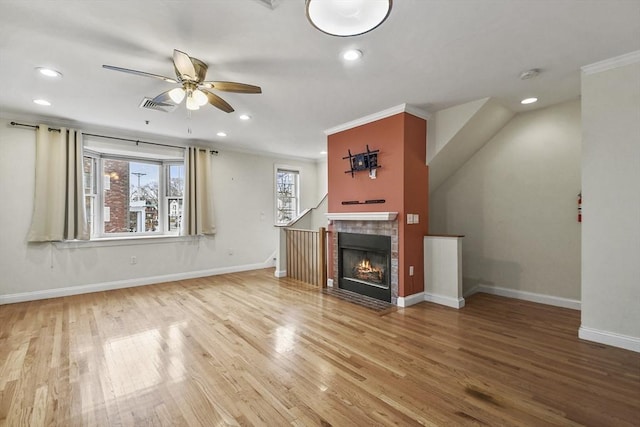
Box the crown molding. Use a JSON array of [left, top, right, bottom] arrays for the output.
[[581, 50, 640, 75], [324, 103, 430, 135]]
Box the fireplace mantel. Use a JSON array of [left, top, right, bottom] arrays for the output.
[[326, 212, 398, 221]]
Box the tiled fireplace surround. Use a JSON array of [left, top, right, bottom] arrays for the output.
[[331, 219, 399, 305]]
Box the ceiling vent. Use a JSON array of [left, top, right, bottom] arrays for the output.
[[139, 98, 178, 113]]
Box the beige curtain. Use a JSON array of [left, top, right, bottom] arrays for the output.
[[28, 126, 89, 242], [181, 147, 216, 235]]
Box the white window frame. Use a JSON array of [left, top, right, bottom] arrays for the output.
[[274, 165, 301, 225], [84, 150, 184, 239], [83, 153, 99, 237]]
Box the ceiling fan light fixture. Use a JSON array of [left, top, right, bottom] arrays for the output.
[[193, 89, 208, 106], [103, 49, 262, 114], [168, 87, 186, 103], [306, 0, 392, 37], [186, 96, 200, 110]]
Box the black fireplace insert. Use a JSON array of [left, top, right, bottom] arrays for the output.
[[338, 232, 391, 302]]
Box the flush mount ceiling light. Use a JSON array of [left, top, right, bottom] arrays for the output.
[[306, 0, 392, 37], [521, 97, 538, 105], [216, 131, 227, 137], [36, 67, 62, 78], [239, 114, 251, 120], [342, 49, 363, 61]]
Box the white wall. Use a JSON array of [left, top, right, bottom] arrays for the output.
[[430, 100, 582, 302], [316, 157, 328, 203], [580, 54, 640, 351], [0, 118, 318, 301]]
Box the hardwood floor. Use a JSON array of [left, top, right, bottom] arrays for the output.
[[1, 269, 638, 426]]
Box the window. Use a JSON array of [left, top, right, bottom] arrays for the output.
[[83, 142, 184, 238], [275, 168, 299, 224], [166, 164, 184, 232]]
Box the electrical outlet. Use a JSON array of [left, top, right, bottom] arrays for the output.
[[409, 265, 414, 276], [228, 249, 234, 256], [130, 256, 137, 265]]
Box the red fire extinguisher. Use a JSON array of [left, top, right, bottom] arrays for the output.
[[577, 192, 582, 223]]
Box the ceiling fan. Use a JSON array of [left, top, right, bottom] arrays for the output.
[[102, 49, 261, 113]]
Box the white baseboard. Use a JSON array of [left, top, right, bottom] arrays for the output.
[[424, 293, 465, 309], [397, 292, 464, 309], [579, 326, 640, 353], [274, 270, 287, 278], [465, 284, 581, 310], [0, 261, 274, 305], [397, 292, 425, 307]]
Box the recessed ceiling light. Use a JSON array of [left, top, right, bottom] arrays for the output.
[[216, 132, 227, 137], [33, 99, 51, 106], [239, 114, 251, 121], [521, 97, 538, 105], [342, 49, 363, 61], [320, 151, 327, 155], [36, 67, 62, 78]]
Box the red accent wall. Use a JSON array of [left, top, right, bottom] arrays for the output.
[[328, 114, 405, 213], [327, 112, 428, 297], [401, 114, 429, 295]]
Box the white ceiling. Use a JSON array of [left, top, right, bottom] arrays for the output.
[[1, 0, 638, 159]]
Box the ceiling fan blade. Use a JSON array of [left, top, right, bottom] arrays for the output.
[[173, 49, 197, 81], [102, 65, 177, 83], [203, 89, 234, 113], [203, 81, 262, 94]]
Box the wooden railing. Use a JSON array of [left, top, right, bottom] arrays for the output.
[[285, 227, 327, 287]]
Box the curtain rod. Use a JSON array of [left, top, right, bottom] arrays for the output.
[[9, 121, 219, 155]]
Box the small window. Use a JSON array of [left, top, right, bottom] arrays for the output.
[[275, 168, 299, 224]]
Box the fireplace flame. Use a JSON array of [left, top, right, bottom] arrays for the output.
[[359, 258, 372, 270], [354, 258, 384, 284]]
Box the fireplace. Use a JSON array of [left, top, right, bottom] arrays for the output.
[[338, 232, 391, 302]]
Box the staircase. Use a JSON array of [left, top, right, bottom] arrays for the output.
[[428, 97, 514, 193]]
